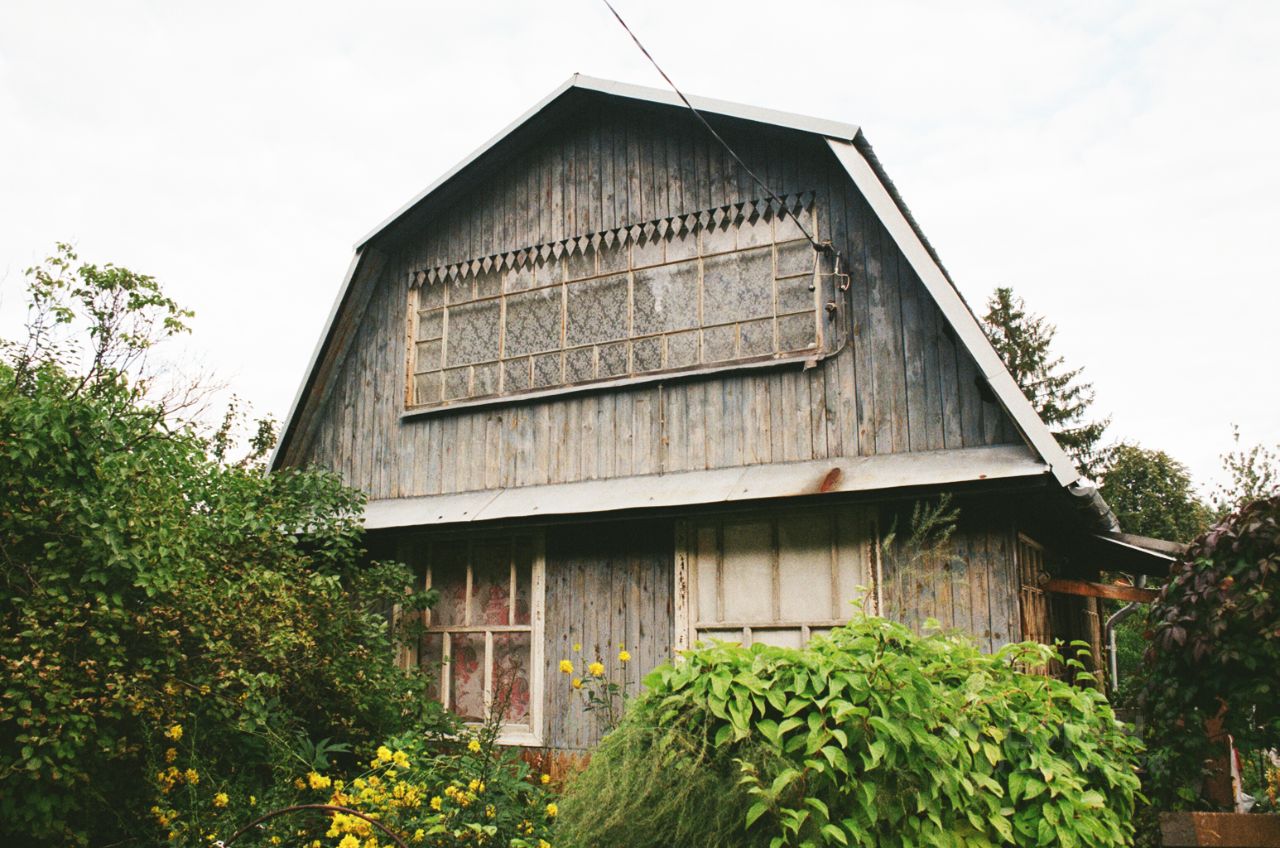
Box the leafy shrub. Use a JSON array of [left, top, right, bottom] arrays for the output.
[[1140, 495, 1280, 809], [557, 617, 1142, 848], [0, 247, 440, 845]]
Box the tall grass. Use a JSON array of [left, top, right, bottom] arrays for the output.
[[555, 714, 769, 848]]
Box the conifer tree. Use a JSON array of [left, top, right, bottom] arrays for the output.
[[982, 287, 1110, 478]]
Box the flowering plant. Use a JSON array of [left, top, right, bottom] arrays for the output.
[[560, 643, 633, 732]]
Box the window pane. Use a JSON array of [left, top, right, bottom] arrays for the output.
[[633, 263, 698, 336], [504, 287, 562, 357], [720, 521, 775, 622], [429, 542, 468, 626], [449, 633, 485, 721], [492, 632, 532, 723], [565, 274, 628, 347], [446, 301, 501, 367], [752, 628, 804, 649], [702, 247, 772, 326], [470, 542, 512, 626]]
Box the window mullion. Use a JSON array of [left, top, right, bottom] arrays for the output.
[[442, 631, 452, 711], [483, 629, 494, 718]]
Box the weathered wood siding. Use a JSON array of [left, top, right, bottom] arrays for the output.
[[293, 98, 1021, 498], [880, 508, 1022, 653], [542, 520, 673, 751]]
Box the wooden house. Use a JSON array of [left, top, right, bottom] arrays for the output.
[[270, 76, 1171, 752]]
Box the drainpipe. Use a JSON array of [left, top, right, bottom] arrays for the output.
[[1105, 574, 1148, 694]]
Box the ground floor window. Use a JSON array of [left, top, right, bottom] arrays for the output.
[[417, 533, 545, 745], [676, 505, 879, 650]]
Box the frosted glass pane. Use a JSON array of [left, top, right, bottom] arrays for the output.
[[720, 521, 774, 622], [776, 241, 816, 278], [739, 319, 774, 357], [565, 347, 595, 383], [504, 288, 562, 357], [415, 337, 441, 372], [778, 313, 817, 351], [776, 276, 815, 314], [448, 302, 501, 368], [695, 526, 720, 623], [633, 337, 662, 372], [752, 628, 803, 649], [777, 515, 834, 621], [633, 263, 699, 336], [566, 274, 628, 347], [702, 247, 772, 326]]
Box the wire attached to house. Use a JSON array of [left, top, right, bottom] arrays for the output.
[[598, 0, 827, 254]]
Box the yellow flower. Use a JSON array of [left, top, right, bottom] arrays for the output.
[[588, 661, 604, 677], [212, 792, 229, 808], [467, 738, 482, 753], [539, 841, 551, 848], [559, 659, 573, 674], [164, 747, 178, 763], [308, 771, 331, 790], [392, 750, 410, 769], [485, 804, 496, 818], [375, 745, 393, 764], [618, 649, 631, 663], [338, 836, 360, 848], [540, 773, 551, 785], [184, 768, 199, 785], [572, 642, 581, 652], [413, 830, 425, 843], [165, 724, 183, 742], [294, 777, 306, 790], [571, 677, 582, 690], [546, 802, 558, 818], [430, 795, 443, 811]]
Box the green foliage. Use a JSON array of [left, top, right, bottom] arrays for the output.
[[1139, 495, 1280, 809], [982, 287, 1109, 478], [223, 707, 558, 848], [558, 617, 1143, 848], [1100, 444, 1212, 543], [1212, 426, 1280, 518], [0, 247, 441, 845]]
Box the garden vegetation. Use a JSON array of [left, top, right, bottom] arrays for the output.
[[557, 617, 1143, 848], [0, 246, 555, 847]]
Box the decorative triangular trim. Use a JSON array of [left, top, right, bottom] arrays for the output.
[[406, 191, 815, 289]]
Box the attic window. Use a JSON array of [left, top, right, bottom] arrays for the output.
[[406, 194, 827, 411]]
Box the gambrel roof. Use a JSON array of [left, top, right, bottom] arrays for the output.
[[272, 74, 1133, 548]]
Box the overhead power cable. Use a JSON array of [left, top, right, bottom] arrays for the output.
[[598, 0, 828, 255]]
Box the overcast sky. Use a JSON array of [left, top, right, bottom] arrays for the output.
[[2, 0, 1277, 494]]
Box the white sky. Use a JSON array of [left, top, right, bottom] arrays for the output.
[[2, 0, 1277, 494]]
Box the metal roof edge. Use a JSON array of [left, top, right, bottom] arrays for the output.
[[362, 445, 1047, 529], [825, 137, 1085, 492], [268, 248, 364, 471]]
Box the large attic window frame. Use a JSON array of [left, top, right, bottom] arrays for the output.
[[404, 194, 829, 415]]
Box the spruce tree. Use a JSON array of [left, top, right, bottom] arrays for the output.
[[982, 287, 1110, 478]]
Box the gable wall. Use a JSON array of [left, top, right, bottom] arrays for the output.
[[293, 99, 1021, 498]]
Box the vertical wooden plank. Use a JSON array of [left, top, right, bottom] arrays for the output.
[[599, 106, 616, 232], [899, 252, 931, 453]]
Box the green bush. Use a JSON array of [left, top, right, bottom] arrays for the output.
[[0, 246, 441, 845], [557, 617, 1143, 848], [1140, 495, 1280, 809]]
